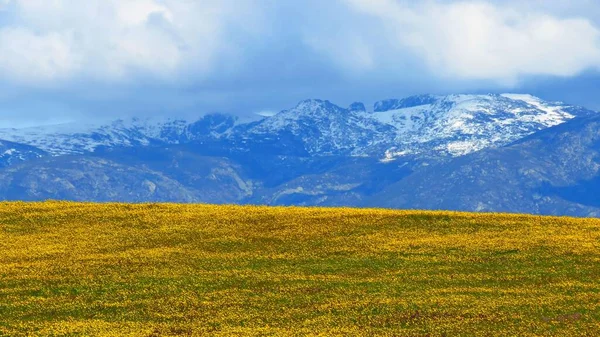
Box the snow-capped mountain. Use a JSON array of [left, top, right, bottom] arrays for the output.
[[0, 93, 598, 216], [0, 114, 259, 155], [239, 99, 396, 156], [372, 93, 594, 159], [234, 93, 593, 159], [369, 113, 600, 216], [0, 119, 178, 155], [0, 93, 594, 160]]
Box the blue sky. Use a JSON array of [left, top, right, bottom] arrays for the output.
[[0, 0, 600, 127]]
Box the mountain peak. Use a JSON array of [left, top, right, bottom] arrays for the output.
[[294, 99, 332, 109], [348, 102, 366, 113], [281, 99, 347, 118], [374, 94, 439, 112]]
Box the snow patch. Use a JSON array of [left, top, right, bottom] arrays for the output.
[[2, 148, 16, 156]]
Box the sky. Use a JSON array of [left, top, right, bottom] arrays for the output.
[[0, 0, 600, 127]]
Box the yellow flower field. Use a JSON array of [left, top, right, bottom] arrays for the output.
[[1, 201, 599, 336]]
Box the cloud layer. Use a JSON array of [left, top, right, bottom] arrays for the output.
[[0, 0, 600, 125], [1, 0, 598, 85], [0, 0, 265, 84], [340, 0, 600, 83]]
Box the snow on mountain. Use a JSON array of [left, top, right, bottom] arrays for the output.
[[242, 99, 396, 156], [0, 114, 262, 155], [0, 119, 176, 155], [499, 94, 578, 125], [240, 93, 594, 159], [0, 140, 46, 167], [372, 93, 594, 158], [0, 94, 593, 160]]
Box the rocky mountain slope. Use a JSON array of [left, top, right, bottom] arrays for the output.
[[0, 140, 46, 168], [368, 113, 600, 216], [0, 93, 597, 216]]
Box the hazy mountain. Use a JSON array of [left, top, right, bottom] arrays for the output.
[[0, 148, 253, 203]]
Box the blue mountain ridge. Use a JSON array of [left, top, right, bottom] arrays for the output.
[[0, 93, 598, 216]]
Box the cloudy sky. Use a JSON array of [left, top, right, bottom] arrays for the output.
[[1, 0, 600, 127]]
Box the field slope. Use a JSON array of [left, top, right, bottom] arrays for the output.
[[1, 202, 599, 336]]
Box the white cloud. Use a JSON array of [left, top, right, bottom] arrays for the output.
[[1, 0, 600, 87], [0, 28, 80, 81], [0, 0, 264, 84], [305, 34, 375, 72], [116, 0, 173, 26], [336, 0, 600, 83]]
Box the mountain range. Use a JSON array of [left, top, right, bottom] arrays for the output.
[[1, 93, 599, 216]]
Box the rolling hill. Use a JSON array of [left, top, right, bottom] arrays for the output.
[[1, 202, 599, 335]]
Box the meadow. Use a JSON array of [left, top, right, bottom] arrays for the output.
[[1, 202, 599, 336]]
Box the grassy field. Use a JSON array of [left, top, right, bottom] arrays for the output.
[[1, 202, 599, 336]]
